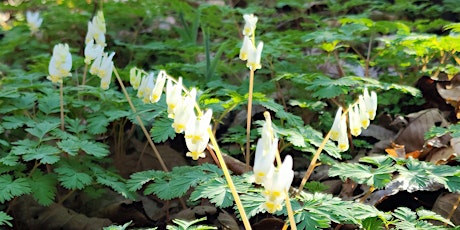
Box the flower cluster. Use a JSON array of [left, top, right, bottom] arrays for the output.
[[48, 43, 72, 84], [239, 14, 263, 71], [330, 88, 378, 152], [253, 112, 294, 213], [26, 11, 42, 34], [129, 68, 212, 160], [84, 11, 114, 90]]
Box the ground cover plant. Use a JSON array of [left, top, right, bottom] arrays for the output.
[[1, 0, 460, 229]]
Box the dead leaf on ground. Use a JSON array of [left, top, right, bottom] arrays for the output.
[[394, 109, 449, 154], [432, 193, 460, 225], [9, 195, 112, 230]]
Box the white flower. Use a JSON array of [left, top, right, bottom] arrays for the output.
[[150, 70, 167, 103], [243, 14, 258, 36], [263, 155, 294, 214], [246, 41, 263, 71], [166, 77, 183, 118], [260, 111, 275, 156], [26, 11, 42, 34], [364, 88, 378, 120], [330, 107, 343, 141], [253, 137, 277, 185], [48, 43, 72, 84], [137, 72, 155, 103], [129, 67, 143, 90], [239, 36, 252, 61], [185, 109, 212, 160], [172, 88, 196, 133], [84, 40, 104, 65], [358, 95, 370, 129], [85, 11, 106, 47], [89, 52, 115, 90], [337, 116, 349, 152], [349, 104, 361, 136]]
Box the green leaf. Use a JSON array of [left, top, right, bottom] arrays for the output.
[[0, 175, 32, 203], [240, 192, 266, 218], [417, 209, 454, 226], [150, 117, 176, 143], [29, 171, 57, 206], [23, 145, 61, 164], [329, 163, 395, 189], [190, 177, 234, 208], [55, 161, 93, 190], [127, 170, 164, 191], [2, 115, 31, 130], [38, 93, 61, 114], [87, 114, 110, 135], [57, 138, 81, 156], [94, 172, 137, 200], [361, 217, 385, 230], [304, 181, 330, 193], [25, 121, 60, 140], [0, 211, 13, 227], [80, 140, 110, 158]]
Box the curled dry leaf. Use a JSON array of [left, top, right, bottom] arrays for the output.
[[437, 83, 460, 119], [394, 109, 449, 154]]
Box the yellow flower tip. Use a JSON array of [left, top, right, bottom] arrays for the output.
[[186, 151, 205, 160], [351, 128, 361, 137], [330, 130, 340, 141], [339, 143, 349, 152], [264, 201, 281, 214], [254, 172, 266, 184], [172, 123, 185, 133]]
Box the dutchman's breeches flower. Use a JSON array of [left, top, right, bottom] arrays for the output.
[[137, 73, 155, 103], [184, 109, 212, 160], [166, 77, 183, 118], [330, 107, 343, 141], [84, 40, 104, 65], [150, 70, 167, 103], [243, 14, 258, 36], [364, 88, 378, 120], [172, 88, 196, 133], [48, 43, 72, 83], [349, 104, 362, 137], [26, 11, 42, 34], [253, 138, 277, 185], [262, 155, 294, 214], [129, 67, 143, 90], [89, 52, 115, 90], [246, 41, 263, 71]]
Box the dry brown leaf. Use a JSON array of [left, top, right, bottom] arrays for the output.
[[9, 195, 112, 230], [432, 193, 460, 225], [426, 146, 459, 165], [437, 83, 460, 119], [394, 109, 449, 153]]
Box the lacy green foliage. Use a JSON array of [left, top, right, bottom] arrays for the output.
[[426, 124, 460, 139], [330, 156, 460, 192], [0, 211, 13, 227], [0, 68, 135, 211], [167, 217, 217, 230], [127, 164, 225, 201]]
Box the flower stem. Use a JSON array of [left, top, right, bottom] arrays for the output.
[[245, 69, 255, 170], [208, 127, 252, 229], [82, 63, 88, 86], [284, 191, 297, 230], [113, 67, 169, 172], [297, 130, 332, 194], [60, 81, 65, 130]]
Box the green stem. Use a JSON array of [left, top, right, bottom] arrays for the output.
[[297, 130, 332, 193], [60, 81, 65, 131]]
